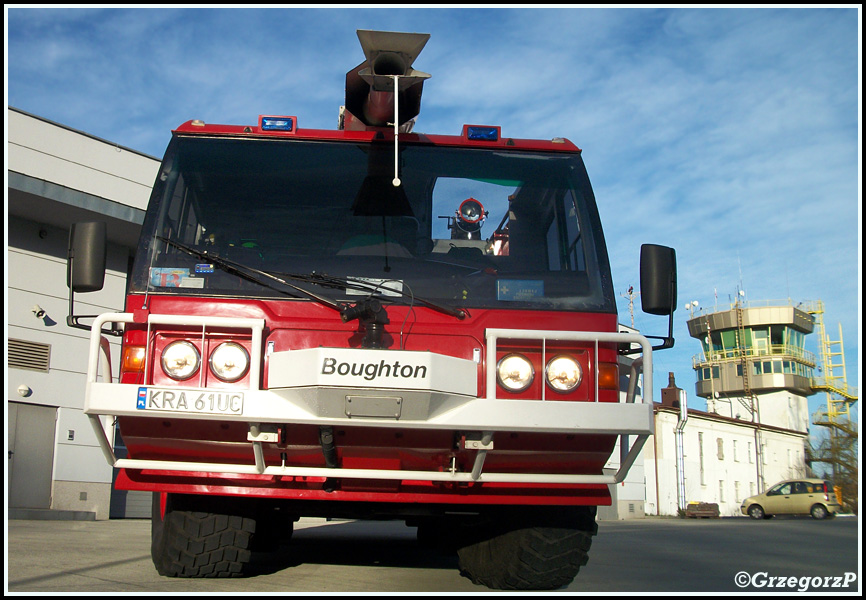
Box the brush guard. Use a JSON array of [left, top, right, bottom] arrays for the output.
[[85, 313, 654, 486]]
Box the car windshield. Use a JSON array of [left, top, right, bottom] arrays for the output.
[[131, 136, 614, 313]]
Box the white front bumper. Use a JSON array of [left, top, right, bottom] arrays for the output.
[[84, 312, 654, 485]]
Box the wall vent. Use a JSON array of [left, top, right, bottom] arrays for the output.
[[8, 338, 51, 372]]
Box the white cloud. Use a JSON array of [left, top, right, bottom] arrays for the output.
[[7, 6, 860, 405]]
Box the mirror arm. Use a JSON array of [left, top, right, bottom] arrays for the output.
[[619, 277, 677, 355], [66, 288, 123, 336], [619, 323, 674, 355], [66, 314, 123, 336], [66, 244, 122, 336]]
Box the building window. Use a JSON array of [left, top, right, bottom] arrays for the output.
[[735, 481, 741, 502], [753, 328, 769, 355], [733, 440, 739, 462], [717, 438, 724, 460], [709, 331, 723, 355], [748, 441, 753, 464], [719, 481, 725, 502], [721, 330, 742, 352], [700, 366, 720, 380], [771, 325, 785, 351]]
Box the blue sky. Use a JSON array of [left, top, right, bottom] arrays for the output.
[[6, 7, 861, 431]]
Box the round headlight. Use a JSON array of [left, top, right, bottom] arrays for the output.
[[545, 355, 582, 393], [161, 340, 200, 380], [496, 353, 534, 393], [209, 342, 250, 382]]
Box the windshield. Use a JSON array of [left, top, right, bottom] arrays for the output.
[[131, 136, 614, 313]]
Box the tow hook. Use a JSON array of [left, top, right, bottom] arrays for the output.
[[340, 299, 390, 348], [319, 426, 340, 493]]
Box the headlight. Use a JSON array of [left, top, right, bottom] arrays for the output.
[[209, 342, 250, 382], [161, 341, 200, 380], [545, 355, 582, 393], [496, 353, 534, 392]]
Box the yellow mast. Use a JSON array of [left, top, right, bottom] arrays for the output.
[[806, 300, 858, 510]]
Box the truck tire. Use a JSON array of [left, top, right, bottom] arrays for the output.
[[456, 508, 597, 590], [151, 492, 256, 578]]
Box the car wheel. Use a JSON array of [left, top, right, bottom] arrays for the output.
[[748, 505, 765, 520], [810, 504, 829, 520]]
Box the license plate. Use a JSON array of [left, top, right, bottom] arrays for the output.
[[136, 387, 244, 415]]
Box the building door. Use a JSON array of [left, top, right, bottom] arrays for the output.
[[8, 401, 57, 509]]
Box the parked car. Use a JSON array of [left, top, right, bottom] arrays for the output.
[[741, 479, 841, 520]]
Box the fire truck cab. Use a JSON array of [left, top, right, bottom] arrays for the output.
[[67, 30, 676, 590]]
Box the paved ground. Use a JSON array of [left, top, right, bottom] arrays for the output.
[[6, 515, 860, 593], [6, 517, 476, 593]]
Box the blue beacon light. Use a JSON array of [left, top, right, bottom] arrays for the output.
[[465, 125, 500, 141], [260, 116, 296, 132]]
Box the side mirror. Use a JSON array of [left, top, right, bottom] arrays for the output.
[[634, 244, 677, 351], [67, 221, 107, 293], [66, 222, 117, 334], [640, 244, 677, 316]]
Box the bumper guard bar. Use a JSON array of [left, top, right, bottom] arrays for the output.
[[85, 313, 654, 486]]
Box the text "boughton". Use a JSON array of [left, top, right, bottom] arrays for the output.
[[321, 357, 428, 381]]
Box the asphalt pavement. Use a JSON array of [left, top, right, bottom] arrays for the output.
[[5, 515, 860, 594]]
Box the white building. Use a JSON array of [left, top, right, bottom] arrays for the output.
[[7, 107, 159, 519], [643, 301, 816, 516], [598, 328, 650, 520], [644, 376, 808, 517]]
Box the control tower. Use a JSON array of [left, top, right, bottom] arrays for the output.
[[686, 299, 817, 434]]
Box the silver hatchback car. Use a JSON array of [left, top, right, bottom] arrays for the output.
[[741, 478, 841, 520]]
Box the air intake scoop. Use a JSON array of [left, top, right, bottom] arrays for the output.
[[343, 30, 431, 129]]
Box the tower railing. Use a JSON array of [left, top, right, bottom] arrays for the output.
[[692, 344, 816, 368]]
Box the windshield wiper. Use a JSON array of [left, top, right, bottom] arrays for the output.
[[280, 271, 466, 320], [156, 237, 343, 312], [157, 237, 466, 320]]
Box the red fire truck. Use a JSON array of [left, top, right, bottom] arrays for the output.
[[67, 30, 676, 590]]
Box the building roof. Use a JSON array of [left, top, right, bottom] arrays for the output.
[[653, 402, 808, 437]]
